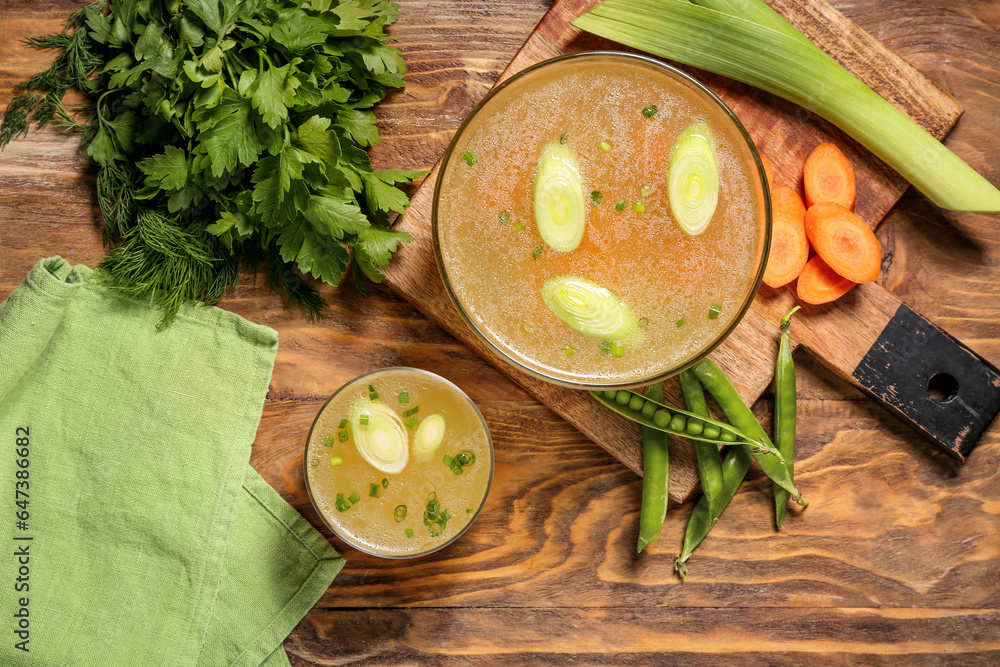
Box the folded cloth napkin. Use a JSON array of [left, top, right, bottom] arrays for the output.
[[0, 257, 344, 666]]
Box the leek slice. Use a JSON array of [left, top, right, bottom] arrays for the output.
[[533, 140, 587, 252], [414, 413, 446, 460], [350, 401, 409, 474], [572, 0, 1000, 212], [669, 123, 719, 235], [542, 275, 644, 348]]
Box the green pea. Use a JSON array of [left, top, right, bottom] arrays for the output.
[[641, 402, 657, 419], [653, 409, 671, 428], [720, 430, 737, 442], [603, 390, 617, 400], [628, 395, 645, 412], [686, 419, 704, 436], [615, 391, 631, 406], [703, 424, 721, 440], [669, 414, 686, 432]]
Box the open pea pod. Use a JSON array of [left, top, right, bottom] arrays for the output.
[[590, 389, 778, 457]]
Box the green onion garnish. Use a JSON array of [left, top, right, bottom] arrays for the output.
[[403, 406, 419, 418], [360, 414, 370, 425], [513, 221, 526, 232], [369, 392, 378, 401], [523, 321, 537, 334], [406, 528, 414, 538], [466, 508, 474, 514], [406, 417, 419, 429], [638, 317, 649, 328], [590, 190, 603, 205], [599, 141, 612, 152], [559, 133, 568, 144], [382, 477, 389, 489], [675, 317, 686, 328], [642, 105, 658, 118], [456, 449, 476, 466], [398, 392, 409, 405], [369, 483, 381, 498], [532, 245, 545, 260], [462, 150, 477, 166], [348, 492, 360, 505], [610, 342, 625, 358], [632, 202, 646, 213], [338, 419, 347, 429], [571, 0, 1000, 212], [330, 456, 342, 467], [640, 187, 651, 198], [310, 458, 319, 467], [335, 494, 351, 512], [443, 454, 455, 467], [498, 210, 510, 226], [394, 505, 407, 522], [565, 345, 575, 358], [323, 437, 335, 448], [708, 303, 722, 320], [338, 430, 349, 442], [615, 200, 626, 212]]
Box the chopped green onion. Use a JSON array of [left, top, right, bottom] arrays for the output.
[[615, 200, 626, 212], [369, 483, 381, 498], [338, 419, 348, 429], [428, 523, 444, 537], [406, 417, 419, 429], [369, 392, 378, 401], [382, 477, 389, 489], [642, 105, 658, 118], [632, 202, 646, 213], [348, 492, 360, 505], [462, 150, 477, 166], [599, 141, 612, 152], [640, 187, 651, 198], [406, 528, 414, 538], [498, 210, 510, 226], [360, 414, 370, 425], [513, 221, 526, 232], [610, 342, 624, 358], [335, 494, 351, 512], [368, 384, 375, 393], [398, 392, 409, 405], [675, 317, 686, 328], [323, 437, 335, 448], [403, 406, 419, 418], [638, 317, 649, 328], [466, 508, 474, 514], [394, 505, 407, 522], [590, 190, 603, 205], [532, 245, 545, 260], [338, 430, 349, 442], [330, 456, 342, 467], [310, 458, 319, 467], [571, 0, 1000, 212], [708, 303, 722, 320], [560, 133, 568, 144], [523, 321, 537, 334], [565, 345, 576, 358], [443, 454, 455, 467], [456, 450, 476, 467]]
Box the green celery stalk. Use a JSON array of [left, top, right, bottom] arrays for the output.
[[572, 0, 1000, 212]]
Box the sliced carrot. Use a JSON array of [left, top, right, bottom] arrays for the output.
[[803, 143, 856, 211], [762, 187, 808, 288], [760, 154, 774, 192], [804, 202, 882, 283], [796, 255, 856, 305]]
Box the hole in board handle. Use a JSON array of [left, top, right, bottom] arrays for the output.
[[927, 373, 959, 403]]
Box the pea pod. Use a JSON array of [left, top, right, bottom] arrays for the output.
[[678, 370, 723, 514], [774, 307, 801, 527], [637, 382, 669, 553], [590, 389, 779, 456], [691, 360, 805, 503]]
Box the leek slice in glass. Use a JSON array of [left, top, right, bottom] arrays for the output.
[[349, 401, 409, 474], [572, 0, 1000, 212], [533, 140, 587, 252], [669, 123, 719, 235], [414, 413, 446, 460], [542, 275, 644, 349]]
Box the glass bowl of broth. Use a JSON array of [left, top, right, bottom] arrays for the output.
[[433, 52, 771, 389], [304, 368, 494, 558]]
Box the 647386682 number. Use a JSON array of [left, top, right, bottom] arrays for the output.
[[15, 427, 29, 531]]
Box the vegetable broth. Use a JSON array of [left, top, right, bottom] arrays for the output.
[[436, 55, 766, 385], [306, 369, 492, 557]]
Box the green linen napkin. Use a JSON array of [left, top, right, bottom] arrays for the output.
[[0, 257, 344, 666]]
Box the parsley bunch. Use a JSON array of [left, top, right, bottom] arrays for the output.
[[1, 0, 423, 319]]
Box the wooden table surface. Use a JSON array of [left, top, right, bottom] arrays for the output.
[[2, 1, 1000, 664]]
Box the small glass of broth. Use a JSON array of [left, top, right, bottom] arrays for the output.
[[304, 368, 494, 558], [433, 52, 771, 389]]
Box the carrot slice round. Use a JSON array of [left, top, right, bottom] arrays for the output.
[[762, 187, 808, 288], [796, 255, 856, 305], [804, 202, 882, 283], [803, 143, 856, 211]]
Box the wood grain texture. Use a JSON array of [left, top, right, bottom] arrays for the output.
[[3, 1, 1000, 664]]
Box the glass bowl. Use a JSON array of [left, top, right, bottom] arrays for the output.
[[304, 367, 494, 559], [432, 51, 771, 390]]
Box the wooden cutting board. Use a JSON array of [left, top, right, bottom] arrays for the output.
[[384, 0, 1000, 501]]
